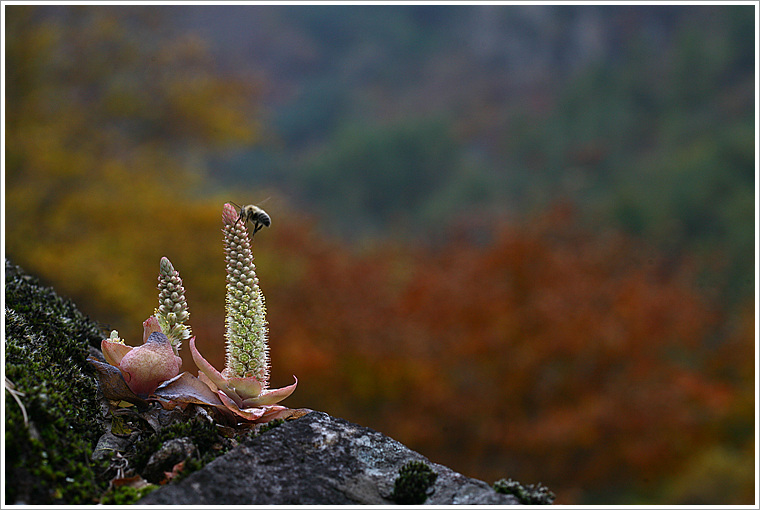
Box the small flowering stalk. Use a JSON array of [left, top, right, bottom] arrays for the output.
[[155, 257, 191, 355], [89, 257, 189, 402], [190, 202, 296, 421]]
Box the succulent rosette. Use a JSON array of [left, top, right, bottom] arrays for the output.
[[89, 317, 182, 401], [188, 203, 297, 421], [190, 338, 297, 421], [89, 256, 193, 403]]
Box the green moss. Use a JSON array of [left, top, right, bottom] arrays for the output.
[[257, 418, 285, 434], [493, 478, 556, 505], [99, 484, 158, 504], [131, 415, 230, 479], [4, 260, 109, 504], [391, 460, 438, 504]]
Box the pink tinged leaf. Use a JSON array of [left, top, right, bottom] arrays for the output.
[[197, 370, 219, 392], [189, 337, 235, 396], [240, 377, 298, 407], [143, 316, 162, 342], [152, 372, 224, 406], [194, 370, 245, 410], [257, 406, 296, 423], [190, 337, 242, 405], [226, 376, 264, 401], [87, 356, 148, 406], [262, 407, 313, 422], [101, 339, 133, 366], [217, 390, 268, 421], [222, 203, 239, 226], [118, 332, 182, 397]]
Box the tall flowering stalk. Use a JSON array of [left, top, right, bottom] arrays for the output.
[[189, 202, 296, 422], [222, 204, 269, 382], [155, 257, 191, 355]]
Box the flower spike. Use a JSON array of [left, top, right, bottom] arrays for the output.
[[222, 202, 270, 383], [155, 256, 191, 355], [187, 203, 297, 422]]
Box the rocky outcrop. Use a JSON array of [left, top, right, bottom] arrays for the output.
[[139, 411, 520, 505]]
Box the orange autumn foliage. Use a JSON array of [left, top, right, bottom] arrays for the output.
[[246, 203, 745, 503]]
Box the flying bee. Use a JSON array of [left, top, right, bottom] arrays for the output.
[[229, 201, 272, 236]]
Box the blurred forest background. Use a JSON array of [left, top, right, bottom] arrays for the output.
[[4, 4, 756, 504]]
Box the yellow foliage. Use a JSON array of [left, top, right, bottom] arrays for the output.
[[5, 6, 261, 350]]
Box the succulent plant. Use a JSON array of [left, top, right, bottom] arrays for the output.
[[90, 203, 300, 424], [88, 259, 189, 402], [189, 203, 296, 422], [92, 317, 182, 399]]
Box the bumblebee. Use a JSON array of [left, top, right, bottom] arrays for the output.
[[229, 201, 271, 236]]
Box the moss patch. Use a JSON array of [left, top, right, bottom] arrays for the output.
[[99, 483, 159, 504], [391, 460, 438, 504], [256, 418, 285, 434], [131, 414, 232, 482], [4, 259, 109, 504], [493, 477, 556, 504], [4, 260, 241, 502]]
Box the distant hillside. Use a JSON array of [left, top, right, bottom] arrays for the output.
[[173, 4, 754, 302]]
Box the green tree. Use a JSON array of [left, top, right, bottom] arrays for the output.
[[300, 117, 466, 236]]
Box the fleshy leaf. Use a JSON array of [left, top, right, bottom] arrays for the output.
[[152, 372, 224, 406], [226, 376, 264, 400], [87, 356, 148, 407], [190, 337, 234, 396], [262, 407, 313, 422], [197, 370, 219, 392], [143, 316, 162, 342], [239, 377, 297, 407], [217, 390, 268, 421], [118, 332, 182, 397], [101, 339, 133, 367]]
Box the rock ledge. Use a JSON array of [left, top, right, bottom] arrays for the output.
[[139, 411, 520, 505]]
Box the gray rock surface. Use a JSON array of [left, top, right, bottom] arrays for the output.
[[139, 411, 520, 505], [143, 437, 197, 484]]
